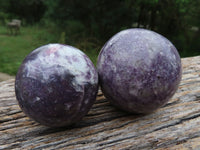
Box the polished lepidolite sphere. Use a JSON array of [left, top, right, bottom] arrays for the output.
[[97, 28, 182, 113], [15, 44, 98, 127]]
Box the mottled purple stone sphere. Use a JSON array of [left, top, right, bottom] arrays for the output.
[[15, 44, 98, 127], [97, 28, 182, 114]]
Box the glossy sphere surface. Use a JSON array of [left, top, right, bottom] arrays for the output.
[[15, 44, 98, 127], [97, 28, 182, 113]]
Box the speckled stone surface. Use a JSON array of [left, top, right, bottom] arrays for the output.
[[97, 28, 182, 113], [15, 44, 98, 127]]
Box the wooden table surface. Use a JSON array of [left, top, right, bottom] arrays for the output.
[[0, 56, 200, 150]]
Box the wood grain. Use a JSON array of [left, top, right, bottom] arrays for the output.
[[0, 56, 200, 150]]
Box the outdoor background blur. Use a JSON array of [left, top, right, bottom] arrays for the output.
[[0, 0, 199, 75]]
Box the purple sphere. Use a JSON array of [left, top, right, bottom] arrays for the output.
[[15, 44, 98, 127], [97, 28, 182, 114]]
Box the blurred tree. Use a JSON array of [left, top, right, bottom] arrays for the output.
[[44, 0, 137, 41], [1, 0, 46, 24], [0, 1, 10, 24], [184, 0, 200, 56]]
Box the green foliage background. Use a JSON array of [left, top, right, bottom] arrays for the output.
[[0, 0, 200, 75]]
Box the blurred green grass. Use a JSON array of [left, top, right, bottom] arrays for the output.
[[0, 25, 99, 75]]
